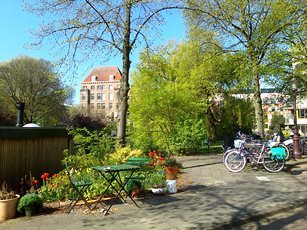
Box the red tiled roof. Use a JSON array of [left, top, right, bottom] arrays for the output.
[[83, 66, 122, 82]]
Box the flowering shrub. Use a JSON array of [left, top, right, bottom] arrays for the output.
[[148, 150, 165, 168], [147, 150, 182, 168], [39, 172, 70, 202]]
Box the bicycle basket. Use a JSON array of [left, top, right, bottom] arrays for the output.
[[234, 139, 244, 148], [270, 147, 286, 160]]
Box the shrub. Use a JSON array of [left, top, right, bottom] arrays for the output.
[[146, 171, 166, 189], [108, 147, 143, 164], [17, 193, 43, 214]]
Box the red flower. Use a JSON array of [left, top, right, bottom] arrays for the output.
[[148, 152, 153, 157], [41, 172, 50, 180], [53, 173, 58, 178], [158, 157, 165, 164], [31, 179, 39, 186]]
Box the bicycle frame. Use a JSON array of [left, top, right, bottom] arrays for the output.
[[238, 142, 269, 166]]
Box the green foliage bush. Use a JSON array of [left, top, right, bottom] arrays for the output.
[[146, 171, 166, 189], [168, 119, 207, 153], [17, 193, 43, 214], [108, 147, 144, 164], [68, 127, 115, 161]]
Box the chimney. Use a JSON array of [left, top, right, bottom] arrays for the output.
[[16, 102, 25, 127]]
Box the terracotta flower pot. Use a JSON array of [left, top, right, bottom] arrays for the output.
[[0, 195, 20, 221], [164, 166, 180, 180]]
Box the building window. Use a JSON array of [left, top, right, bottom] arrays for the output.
[[97, 85, 102, 90], [81, 94, 86, 101], [109, 75, 115, 81], [109, 103, 113, 110], [102, 93, 106, 101], [116, 104, 119, 110], [97, 93, 102, 101], [90, 103, 94, 109], [90, 93, 94, 101], [298, 109, 307, 118], [82, 86, 87, 89], [102, 103, 105, 109], [91, 85, 95, 90], [109, 85, 113, 90], [97, 103, 101, 109], [109, 93, 113, 100]]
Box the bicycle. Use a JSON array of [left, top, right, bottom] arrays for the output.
[[222, 132, 290, 163], [224, 141, 286, 173]]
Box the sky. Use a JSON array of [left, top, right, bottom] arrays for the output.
[[0, 1, 186, 104]]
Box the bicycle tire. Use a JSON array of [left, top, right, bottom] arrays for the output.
[[222, 148, 236, 164], [224, 150, 247, 173], [263, 157, 285, 172]]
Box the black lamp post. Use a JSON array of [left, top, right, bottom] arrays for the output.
[[16, 102, 25, 127], [291, 77, 301, 159]]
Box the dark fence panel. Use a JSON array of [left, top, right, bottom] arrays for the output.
[[0, 127, 70, 190]]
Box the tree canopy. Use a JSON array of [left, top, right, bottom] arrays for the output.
[[26, 0, 186, 144], [185, 0, 306, 137], [129, 40, 254, 153], [0, 56, 73, 126]]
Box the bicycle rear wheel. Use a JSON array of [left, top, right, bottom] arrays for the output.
[[224, 150, 247, 173], [277, 144, 290, 160], [263, 157, 285, 172]]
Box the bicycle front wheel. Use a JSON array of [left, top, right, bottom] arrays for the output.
[[263, 157, 285, 172], [224, 150, 247, 173]]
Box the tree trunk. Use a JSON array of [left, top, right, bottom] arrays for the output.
[[252, 61, 265, 138], [117, 0, 131, 146]]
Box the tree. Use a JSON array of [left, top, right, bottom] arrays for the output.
[[185, 0, 305, 137], [0, 56, 72, 126], [129, 43, 209, 153], [269, 114, 285, 134], [26, 0, 186, 145], [129, 39, 254, 153]]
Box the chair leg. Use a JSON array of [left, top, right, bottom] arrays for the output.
[[66, 185, 92, 213]]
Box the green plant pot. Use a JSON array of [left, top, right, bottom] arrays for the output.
[[25, 206, 35, 217]]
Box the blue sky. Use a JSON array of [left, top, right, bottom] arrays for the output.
[[0, 1, 186, 104]]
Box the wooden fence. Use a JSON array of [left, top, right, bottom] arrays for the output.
[[0, 127, 71, 190]]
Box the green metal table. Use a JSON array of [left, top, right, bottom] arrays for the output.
[[92, 164, 140, 215]]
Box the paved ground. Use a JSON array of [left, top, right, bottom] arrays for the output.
[[1, 154, 307, 230]]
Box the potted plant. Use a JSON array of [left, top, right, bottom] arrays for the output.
[[0, 182, 20, 221], [148, 171, 167, 195], [163, 157, 182, 180], [125, 179, 143, 198], [17, 193, 43, 217]]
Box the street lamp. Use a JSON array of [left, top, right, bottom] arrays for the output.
[[291, 77, 301, 159]]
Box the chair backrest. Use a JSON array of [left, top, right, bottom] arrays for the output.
[[127, 157, 150, 166]]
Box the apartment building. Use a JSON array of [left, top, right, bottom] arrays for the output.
[[284, 98, 307, 135], [231, 88, 307, 135], [80, 66, 122, 121]]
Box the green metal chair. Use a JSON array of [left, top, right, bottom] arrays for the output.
[[125, 157, 151, 191], [65, 162, 93, 213]]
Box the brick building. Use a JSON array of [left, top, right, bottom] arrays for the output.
[[80, 66, 122, 121]]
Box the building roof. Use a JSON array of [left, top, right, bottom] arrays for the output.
[[83, 66, 122, 82]]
